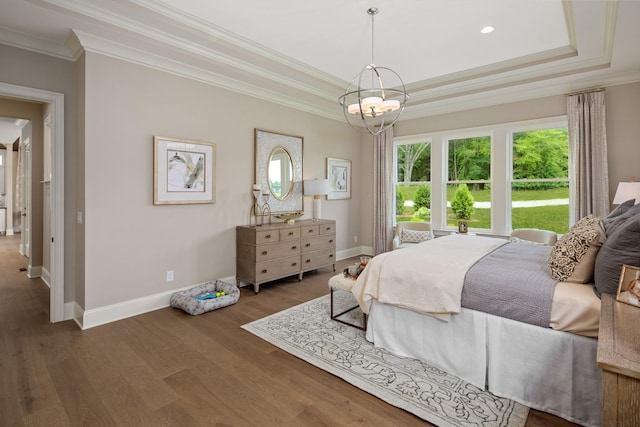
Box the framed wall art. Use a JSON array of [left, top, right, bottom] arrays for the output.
[[153, 136, 216, 205], [326, 157, 351, 200], [616, 264, 640, 308]]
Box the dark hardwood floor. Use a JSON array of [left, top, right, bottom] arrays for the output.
[[0, 234, 579, 426]]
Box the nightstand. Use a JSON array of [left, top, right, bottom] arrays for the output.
[[597, 294, 640, 426]]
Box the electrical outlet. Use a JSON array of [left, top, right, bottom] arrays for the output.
[[166, 270, 174, 282], [354, 235, 358, 243]]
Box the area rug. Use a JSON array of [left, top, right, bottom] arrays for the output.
[[242, 292, 529, 427]]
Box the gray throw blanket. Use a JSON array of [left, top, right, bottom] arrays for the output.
[[461, 242, 556, 327]]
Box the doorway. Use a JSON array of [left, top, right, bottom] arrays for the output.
[[0, 83, 65, 323]]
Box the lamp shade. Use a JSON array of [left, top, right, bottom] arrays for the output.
[[613, 182, 640, 205], [303, 179, 330, 196]]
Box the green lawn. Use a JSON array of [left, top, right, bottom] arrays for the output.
[[396, 185, 570, 233]]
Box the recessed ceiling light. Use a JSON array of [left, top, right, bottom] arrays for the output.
[[480, 26, 495, 34]]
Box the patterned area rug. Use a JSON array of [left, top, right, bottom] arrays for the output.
[[242, 292, 529, 427]]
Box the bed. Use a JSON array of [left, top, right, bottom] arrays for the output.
[[351, 217, 610, 427]]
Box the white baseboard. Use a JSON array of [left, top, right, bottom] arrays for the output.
[[337, 246, 373, 260], [41, 267, 51, 288], [28, 265, 42, 279], [76, 251, 373, 330], [80, 276, 238, 330]]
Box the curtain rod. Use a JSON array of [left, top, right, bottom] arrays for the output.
[[564, 87, 604, 96]]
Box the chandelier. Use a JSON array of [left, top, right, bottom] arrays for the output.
[[338, 7, 409, 136]]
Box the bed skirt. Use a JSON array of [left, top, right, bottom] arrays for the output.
[[366, 300, 602, 427]]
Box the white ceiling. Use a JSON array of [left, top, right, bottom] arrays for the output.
[[0, 0, 639, 126]]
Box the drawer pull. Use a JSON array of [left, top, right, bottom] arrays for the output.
[[261, 269, 267, 274], [292, 262, 297, 267], [291, 246, 297, 250], [326, 227, 331, 231], [308, 229, 314, 233], [265, 234, 272, 239], [329, 254, 334, 258], [288, 231, 294, 236], [329, 239, 334, 243], [261, 251, 268, 255], [306, 243, 311, 247], [305, 259, 311, 264]]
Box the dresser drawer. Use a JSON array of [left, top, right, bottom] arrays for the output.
[[301, 234, 336, 253], [301, 248, 335, 271], [255, 256, 301, 282], [255, 229, 280, 244], [320, 223, 335, 235], [280, 227, 301, 241], [301, 225, 319, 237], [255, 240, 300, 261]]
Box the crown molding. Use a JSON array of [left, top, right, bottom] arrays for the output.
[[35, 0, 344, 99], [70, 30, 343, 121], [400, 69, 640, 121], [0, 26, 72, 60]]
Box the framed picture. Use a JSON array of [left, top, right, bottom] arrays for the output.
[[616, 264, 640, 308], [326, 157, 351, 200], [153, 136, 216, 205]]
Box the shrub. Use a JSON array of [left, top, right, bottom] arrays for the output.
[[451, 183, 474, 219], [396, 189, 405, 213], [414, 184, 431, 209], [413, 207, 430, 220]]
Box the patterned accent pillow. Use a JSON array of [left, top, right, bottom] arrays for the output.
[[548, 215, 606, 282], [400, 228, 434, 243]]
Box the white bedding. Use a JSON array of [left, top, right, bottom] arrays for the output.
[[367, 301, 602, 427], [351, 234, 506, 321]]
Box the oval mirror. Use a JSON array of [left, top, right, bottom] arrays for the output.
[[268, 147, 294, 200]]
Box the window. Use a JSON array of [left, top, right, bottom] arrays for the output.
[[394, 116, 570, 235], [394, 140, 431, 223], [447, 136, 491, 230], [511, 127, 569, 234]]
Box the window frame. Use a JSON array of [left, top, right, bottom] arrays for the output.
[[445, 131, 493, 232], [393, 116, 570, 235], [507, 119, 570, 234]]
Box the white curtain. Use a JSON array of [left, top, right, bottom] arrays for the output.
[[567, 90, 609, 221], [373, 127, 394, 255]]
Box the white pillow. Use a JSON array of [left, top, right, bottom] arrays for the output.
[[400, 228, 434, 243], [509, 236, 545, 245]]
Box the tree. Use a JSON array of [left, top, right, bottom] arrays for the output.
[[414, 184, 431, 209], [396, 188, 405, 214], [398, 143, 430, 183], [512, 129, 568, 189], [451, 183, 475, 219], [448, 137, 490, 190]]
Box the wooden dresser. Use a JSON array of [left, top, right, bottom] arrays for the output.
[[597, 294, 640, 427], [236, 219, 336, 293]]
